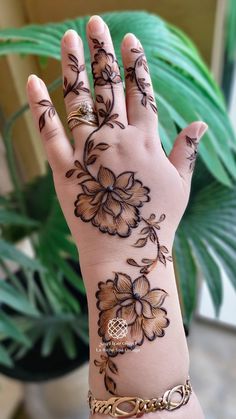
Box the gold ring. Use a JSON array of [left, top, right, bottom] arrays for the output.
[[67, 102, 98, 130]]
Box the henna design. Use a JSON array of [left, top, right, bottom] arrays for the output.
[[63, 54, 89, 98], [38, 100, 56, 132], [127, 213, 172, 273], [126, 47, 157, 114], [186, 135, 198, 172], [94, 353, 118, 395], [66, 163, 150, 237]]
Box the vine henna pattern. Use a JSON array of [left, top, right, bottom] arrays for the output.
[[126, 47, 157, 114], [127, 213, 172, 274], [185, 135, 198, 171], [91, 38, 125, 129]]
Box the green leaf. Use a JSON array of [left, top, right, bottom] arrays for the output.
[[174, 229, 197, 324], [60, 327, 77, 359], [0, 344, 13, 367], [0, 312, 30, 346], [71, 315, 89, 345], [22, 170, 55, 222], [0, 281, 39, 316], [175, 176, 236, 321], [188, 233, 223, 314], [0, 238, 44, 271], [41, 325, 59, 357], [0, 209, 38, 227]]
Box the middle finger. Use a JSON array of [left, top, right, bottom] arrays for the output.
[[87, 16, 128, 129]]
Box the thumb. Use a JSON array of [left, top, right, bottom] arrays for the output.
[[169, 121, 208, 182]]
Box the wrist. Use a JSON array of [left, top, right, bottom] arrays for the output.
[[76, 231, 175, 277]]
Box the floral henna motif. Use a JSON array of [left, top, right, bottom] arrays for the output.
[[63, 53, 90, 98], [96, 273, 169, 348], [185, 135, 198, 171], [66, 163, 150, 237], [94, 354, 118, 395], [126, 47, 157, 114], [38, 100, 56, 132], [127, 214, 172, 273], [91, 38, 122, 86]]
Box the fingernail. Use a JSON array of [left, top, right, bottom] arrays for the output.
[[27, 74, 41, 91], [122, 33, 138, 48], [63, 29, 80, 48], [198, 122, 208, 138], [88, 15, 105, 35]]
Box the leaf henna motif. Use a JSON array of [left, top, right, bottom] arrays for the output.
[[63, 53, 89, 98], [94, 354, 118, 395], [185, 135, 198, 171], [126, 47, 157, 114], [38, 100, 56, 132]]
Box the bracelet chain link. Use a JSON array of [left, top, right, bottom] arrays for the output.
[[88, 379, 192, 418]]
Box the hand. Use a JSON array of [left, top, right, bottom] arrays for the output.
[[27, 15, 207, 267]]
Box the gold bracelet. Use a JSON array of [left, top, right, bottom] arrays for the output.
[[88, 379, 192, 418]]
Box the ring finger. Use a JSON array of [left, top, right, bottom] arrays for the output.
[[61, 29, 97, 140]]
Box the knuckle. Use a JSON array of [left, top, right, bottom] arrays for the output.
[[65, 96, 93, 112], [43, 127, 60, 142]]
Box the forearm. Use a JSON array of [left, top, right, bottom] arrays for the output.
[[83, 260, 189, 395]]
